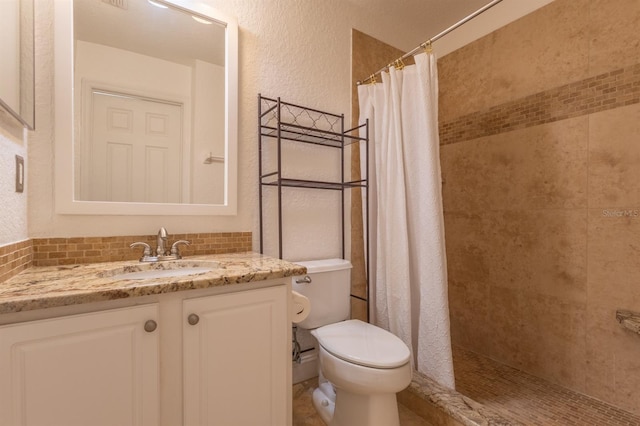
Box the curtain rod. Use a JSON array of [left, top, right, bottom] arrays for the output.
[[356, 0, 503, 85]]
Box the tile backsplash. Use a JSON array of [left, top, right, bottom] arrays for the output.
[[0, 240, 33, 284], [0, 232, 252, 283]]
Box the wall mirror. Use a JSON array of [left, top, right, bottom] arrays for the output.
[[0, 0, 35, 129], [54, 0, 237, 215]]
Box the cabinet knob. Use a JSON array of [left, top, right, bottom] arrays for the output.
[[187, 313, 200, 325], [144, 320, 158, 333]]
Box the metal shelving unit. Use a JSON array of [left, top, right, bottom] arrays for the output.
[[258, 94, 369, 270]]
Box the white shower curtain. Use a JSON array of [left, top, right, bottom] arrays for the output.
[[358, 52, 455, 389]]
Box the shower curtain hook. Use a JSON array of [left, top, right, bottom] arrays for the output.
[[422, 40, 433, 53]]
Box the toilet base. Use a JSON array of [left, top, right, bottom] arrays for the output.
[[312, 382, 335, 424], [312, 382, 401, 426], [329, 388, 400, 426]]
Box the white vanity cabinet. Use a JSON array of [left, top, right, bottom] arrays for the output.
[[0, 279, 292, 426], [183, 285, 289, 426], [0, 304, 160, 426]]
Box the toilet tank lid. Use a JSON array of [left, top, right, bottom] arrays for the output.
[[293, 258, 352, 274]]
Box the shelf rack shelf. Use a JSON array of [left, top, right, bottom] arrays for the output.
[[259, 123, 365, 148], [258, 94, 369, 264]]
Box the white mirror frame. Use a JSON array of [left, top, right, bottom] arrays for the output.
[[54, 0, 238, 215], [0, 0, 35, 129]]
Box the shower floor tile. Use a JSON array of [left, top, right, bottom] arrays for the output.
[[293, 377, 434, 426], [453, 346, 640, 426]]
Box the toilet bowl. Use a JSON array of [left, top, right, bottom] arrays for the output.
[[311, 320, 412, 426], [292, 259, 412, 426]]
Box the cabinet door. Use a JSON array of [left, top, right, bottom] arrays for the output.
[[183, 285, 289, 426], [0, 304, 160, 426]]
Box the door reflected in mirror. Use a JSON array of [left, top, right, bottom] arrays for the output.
[[74, 0, 225, 204]]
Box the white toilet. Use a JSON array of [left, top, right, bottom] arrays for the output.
[[293, 259, 412, 426]]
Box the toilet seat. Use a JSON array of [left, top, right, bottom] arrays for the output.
[[312, 319, 411, 369]]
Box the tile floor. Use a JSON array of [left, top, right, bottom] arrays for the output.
[[294, 348, 640, 426], [454, 346, 640, 426], [292, 378, 434, 426]]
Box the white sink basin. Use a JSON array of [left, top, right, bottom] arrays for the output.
[[102, 261, 220, 281], [111, 267, 214, 280]]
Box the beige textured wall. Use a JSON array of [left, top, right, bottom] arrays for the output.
[[441, 0, 640, 414], [25, 0, 432, 246], [0, 110, 27, 246]]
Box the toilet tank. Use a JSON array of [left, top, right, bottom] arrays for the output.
[[292, 259, 352, 329]]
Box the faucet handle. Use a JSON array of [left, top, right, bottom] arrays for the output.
[[170, 240, 190, 258], [130, 242, 154, 261]]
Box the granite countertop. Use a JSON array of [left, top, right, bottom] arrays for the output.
[[616, 309, 640, 335], [0, 252, 306, 315]]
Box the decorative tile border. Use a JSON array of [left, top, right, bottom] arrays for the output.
[[31, 232, 252, 267], [439, 63, 640, 145], [0, 240, 33, 284]]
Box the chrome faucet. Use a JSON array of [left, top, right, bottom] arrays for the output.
[[157, 227, 168, 257], [130, 227, 190, 262]]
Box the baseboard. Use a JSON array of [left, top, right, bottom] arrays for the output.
[[292, 348, 318, 384]]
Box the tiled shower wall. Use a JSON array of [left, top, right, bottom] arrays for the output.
[[440, 0, 640, 415]]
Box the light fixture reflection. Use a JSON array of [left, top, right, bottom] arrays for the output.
[[192, 16, 213, 25], [148, 0, 168, 9]]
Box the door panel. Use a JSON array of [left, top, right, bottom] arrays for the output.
[[183, 286, 288, 426], [0, 305, 160, 426], [83, 90, 183, 203]]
